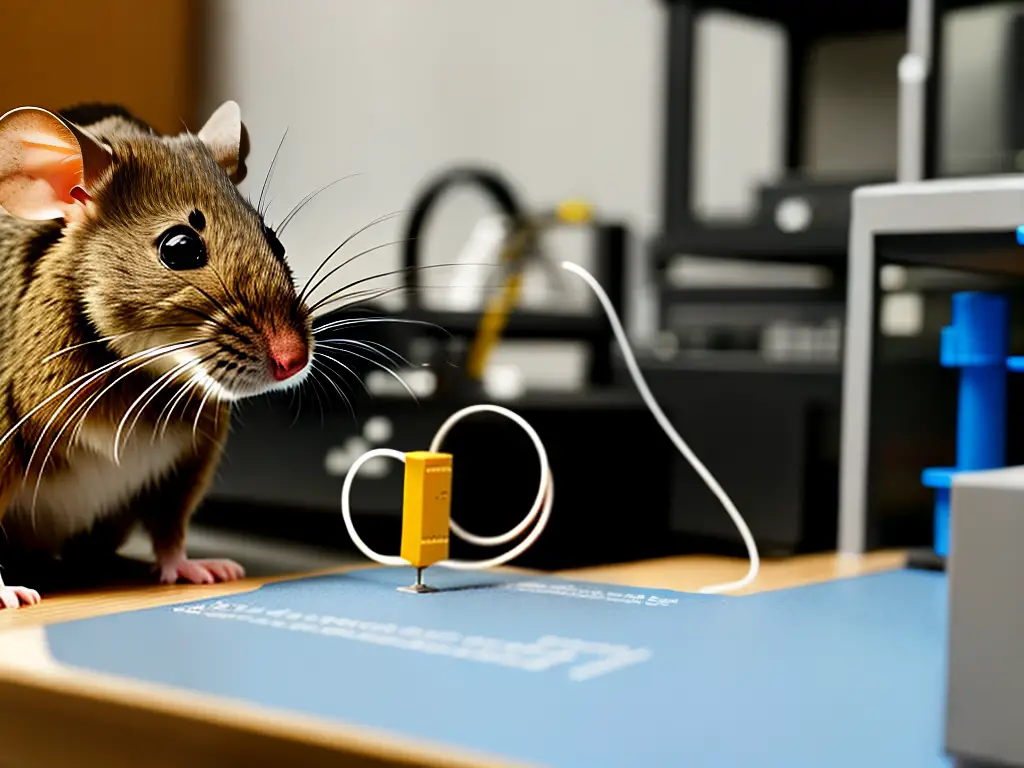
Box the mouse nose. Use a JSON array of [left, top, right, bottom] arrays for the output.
[[267, 331, 309, 381]]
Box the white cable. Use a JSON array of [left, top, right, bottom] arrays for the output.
[[339, 261, 759, 594], [559, 260, 759, 593], [340, 405, 554, 571], [340, 448, 409, 567], [430, 405, 546, 548]]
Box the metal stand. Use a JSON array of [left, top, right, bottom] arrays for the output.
[[838, 176, 1024, 555], [397, 568, 438, 594]]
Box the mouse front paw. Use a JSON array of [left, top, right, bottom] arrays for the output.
[[158, 557, 245, 585], [0, 585, 41, 609]]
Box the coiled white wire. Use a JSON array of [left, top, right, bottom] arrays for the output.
[[340, 404, 554, 571], [340, 260, 759, 594]]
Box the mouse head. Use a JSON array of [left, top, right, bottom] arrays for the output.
[[0, 101, 312, 400]]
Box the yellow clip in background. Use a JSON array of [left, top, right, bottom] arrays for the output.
[[555, 199, 593, 225]]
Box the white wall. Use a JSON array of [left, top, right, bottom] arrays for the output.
[[202, 1, 663, 342], [200, 1, 912, 388]]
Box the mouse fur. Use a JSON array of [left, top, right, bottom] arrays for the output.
[[0, 100, 312, 607]]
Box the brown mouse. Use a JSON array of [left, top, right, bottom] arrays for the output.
[[0, 100, 313, 608]]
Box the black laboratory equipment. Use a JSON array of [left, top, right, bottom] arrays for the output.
[[641, 0, 1024, 556], [201, 165, 675, 570]]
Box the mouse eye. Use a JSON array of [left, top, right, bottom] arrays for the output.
[[156, 225, 207, 270]]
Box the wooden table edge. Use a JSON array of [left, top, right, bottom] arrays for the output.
[[0, 657, 534, 768], [0, 551, 911, 766]]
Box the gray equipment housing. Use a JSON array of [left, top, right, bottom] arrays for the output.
[[945, 465, 1024, 767]]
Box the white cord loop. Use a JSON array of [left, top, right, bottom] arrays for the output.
[[340, 261, 759, 594], [340, 448, 409, 568], [340, 405, 554, 572]]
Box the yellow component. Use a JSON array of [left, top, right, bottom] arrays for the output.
[[400, 451, 453, 569], [465, 270, 524, 380], [465, 227, 532, 381], [555, 199, 593, 225]]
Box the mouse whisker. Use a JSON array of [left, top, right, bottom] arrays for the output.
[[313, 316, 449, 337], [42, 323, 205, 363], [116, 351, 219, 461], [312, 351, 369, 398], [213, 391, 223, 432], [4, 339, 209, 458], [329, 347, 418, 403], [355, 339, 415, 370], [204, 261, 246, 316], [317, 339, 413, 372], [258, 128, 289, 217], [304, 366, 330, 427], [305, 260, 493, 315], [308, 285, 410, 318], [223, 367, 253, 406], [167, 271, 242, 330], [23, 341, 212, 517], [192, 378, 220, 449], [322, 342, 410, 376], [151, 376, 195, 445], [154, 374, 204, 444], [276, 174, 362, 236], [302, 240, 411, 311], [172, 305, 252, 347], [26, 339, 210, 473], [307, 284, 415, 315], [297, 212, 407, 304], [287, 377, 304, 428], [308, 282, 461, 316], [308, 359, 354, 419], [66, 345, 205, 449]]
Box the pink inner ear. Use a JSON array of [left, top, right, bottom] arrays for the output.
[[20, 139, 83, 204]]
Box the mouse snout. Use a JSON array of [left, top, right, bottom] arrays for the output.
[[266, 330, 309, 382]]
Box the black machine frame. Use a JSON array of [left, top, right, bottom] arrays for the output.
[[652, 0, 989, 273], [399, 166, 629, 388]]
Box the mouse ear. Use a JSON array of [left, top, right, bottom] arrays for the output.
[[198, 100, 249, 184], [0, 107, 113, 222]]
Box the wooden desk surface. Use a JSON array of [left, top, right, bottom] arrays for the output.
[[559, 550, 908, 595], [0, 551, 908, 767]]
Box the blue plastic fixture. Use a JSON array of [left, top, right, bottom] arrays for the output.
[[922, 292, 1009, 557]]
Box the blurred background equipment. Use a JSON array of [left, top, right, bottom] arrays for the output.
[[203, 164, 676, 571], [644, 0, 1024, 557], [398, 165, 626, 396], [9, 0, 1024, 574]]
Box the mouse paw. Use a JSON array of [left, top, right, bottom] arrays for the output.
[[158, 558, 245, 585], [0, 585, 41, 610]]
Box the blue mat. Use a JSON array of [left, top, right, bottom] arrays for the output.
[[42, 567, 950, 767]]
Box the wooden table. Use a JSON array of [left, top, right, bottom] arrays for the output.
[[0, 551, 907, 767]]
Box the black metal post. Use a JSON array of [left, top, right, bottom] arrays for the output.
[[588, 222, 628, 386], [924, 0, 944, 179], [661, 1, 697, 234], [784, 25, 808, 173]]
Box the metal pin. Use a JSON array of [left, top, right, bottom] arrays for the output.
[[398, 567, 437, 594]]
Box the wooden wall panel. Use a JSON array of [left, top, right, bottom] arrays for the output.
[[0, 0, 203, 134]]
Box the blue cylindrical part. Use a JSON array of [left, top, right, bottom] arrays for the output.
[[926, 292, 1009, 557], [957, 364, 1006, 470], [942, 292, 1009, 367], [934, 488, 951, 557]]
